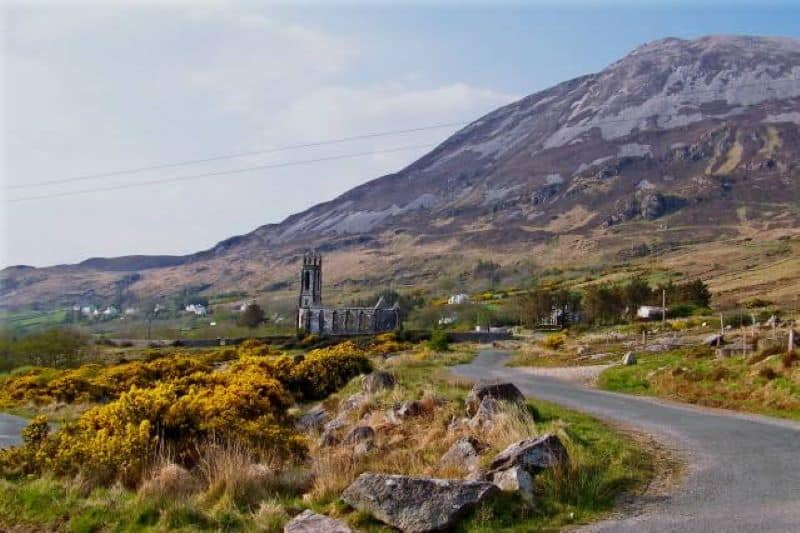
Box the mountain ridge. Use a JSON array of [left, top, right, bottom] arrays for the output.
[[3, 34, 800, 309]]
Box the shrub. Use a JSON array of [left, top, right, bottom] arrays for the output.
[[758, 367, 779, 381], [290, 342, 371, 400], [668, 304, 695, 318], [540, 333, 566, 350], [426, 330, 450, 352], [0, 328, 89, 372], [238, 304, 266, 329]]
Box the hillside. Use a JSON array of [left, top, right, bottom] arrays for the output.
[[3, 35, 800, 310]]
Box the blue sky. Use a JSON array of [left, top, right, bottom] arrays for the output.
[[3, 2, 799, 266]]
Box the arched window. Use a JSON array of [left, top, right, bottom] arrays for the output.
[[304, 271, 311, 290]]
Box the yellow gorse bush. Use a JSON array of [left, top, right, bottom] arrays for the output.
[[1, 339, 372, 486]]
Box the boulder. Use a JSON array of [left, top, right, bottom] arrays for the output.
[[363, 371, 396, 394], [343, 425, 375, 445], [622, 352, 637, 365], [341, 473, 497, 533], [338, 393, 368, 414], [319, 428, 340, 447], [284, 509, 352, 533], [439, 437, 486, 475], [491, 466, 534, 501], [296, 404, 328, 432], [465, 382, 525, 415], [386, 400, 425, 424], [468, 397, 503, 431], [485, 434, 568, 476], [704, 334, 724, 346], [354, 440, 374, 457]]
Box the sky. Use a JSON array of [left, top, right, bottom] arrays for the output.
[[2, 1, 800, 267]]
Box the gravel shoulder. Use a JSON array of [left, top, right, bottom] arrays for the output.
[[452, 349, 800, 532], [512, 363, 614, 385]]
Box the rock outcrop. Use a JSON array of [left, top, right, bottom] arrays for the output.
[[490, 466, 535, 501], [341, 473, 497, 532], [296, 404, 328, 432], [343, 425, 375, 445], [484, 434, 568, 477], [284, 510, 352, 533], [465, 382, 525, 415], [439, 437, 486, 475], [363, 371, 396, 394]]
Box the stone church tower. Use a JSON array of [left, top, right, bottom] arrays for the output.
[[298, 251, 322, 308], [296, 251, 400, 335]]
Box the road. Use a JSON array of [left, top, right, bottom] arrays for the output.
[[0, 413, 27, 448], [453, 349, 800, 532]]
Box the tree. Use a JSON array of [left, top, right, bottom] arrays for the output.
[[623, 277, 654, 316], [678, 279, 712, 308], [582, 284, 625, 325], [238, 303, 266, 328], [516, 288, 553, 328]]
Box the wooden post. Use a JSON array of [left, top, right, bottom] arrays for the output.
[[790, 328, 796, 354], [662, 289, 666, 323]]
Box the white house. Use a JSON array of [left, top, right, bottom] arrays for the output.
[[448, 293, 470, 305], [185, 304, 208, 316], [102, 306, 118, 317], [637, 305, 667, 320]]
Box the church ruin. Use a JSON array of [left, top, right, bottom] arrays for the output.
[[296, 252, 400, 335]]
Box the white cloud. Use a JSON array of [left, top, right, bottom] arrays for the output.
[[3, 6, 518, 266]]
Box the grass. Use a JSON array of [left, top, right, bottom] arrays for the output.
[[598, 346, 800, 420], [456, 400, 656, 531], [0, 341, 658, 532]]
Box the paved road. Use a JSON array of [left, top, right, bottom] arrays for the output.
[[0, 413, 27, 448], [453, 349, 800, 532]]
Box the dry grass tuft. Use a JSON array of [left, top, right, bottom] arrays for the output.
[[253, 499, 289, 532], [479, 401, 538, 450], [138, 463, 198, 500], [195, 441, 307, 511], [307, 447, 362, 503]]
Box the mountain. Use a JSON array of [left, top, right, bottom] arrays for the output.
[[4, 35, 800, 310]]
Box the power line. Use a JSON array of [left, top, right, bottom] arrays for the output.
[[8, 143, 437, 203], [8, 121, 468, 190], [9, 77, 800, 196]]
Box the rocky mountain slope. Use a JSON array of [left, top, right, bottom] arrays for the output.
[[4, 35, 800, 309]]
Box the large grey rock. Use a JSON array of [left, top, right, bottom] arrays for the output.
[[341, 473, 497, 532], [439, 436, 486, 475], [491, 466, 535, 501], [363, 371, 396, 394], [386, 400, 425, 424], [622, 352, 637, 365], [284, 509, 351, 533], [468, 397, 503, 431], [465, 382, 525, 415], [296, 404, 329, 432], [485, 434, 568, 476], [343, 425, 375, 445], [338, 393, 368, 414]]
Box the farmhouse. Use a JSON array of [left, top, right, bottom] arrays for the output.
[[637, 305, 667, 320], [296, 252, 400, 335]]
